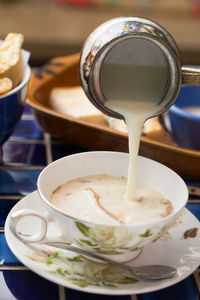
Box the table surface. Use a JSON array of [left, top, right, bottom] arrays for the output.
[[0, 106, 200, 300]]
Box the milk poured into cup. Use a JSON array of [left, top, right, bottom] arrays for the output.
[[106, 100, 157, 200], [101, 38, 169, 200], [50, 38, 173, 224]]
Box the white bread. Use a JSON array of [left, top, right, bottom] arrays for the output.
[[49, 86, 105, 123], [49, 86, 171, 143], [105, 115, 172, 144], [105, 116, 163, 135], [0, 33, 24, 88], [143, 117, 173, 144], [104, 115, 128, 133]]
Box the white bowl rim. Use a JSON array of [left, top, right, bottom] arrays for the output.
[[169, 84, 200, 121], [37, 151, 188, 228], [170, 103, 200, 121]]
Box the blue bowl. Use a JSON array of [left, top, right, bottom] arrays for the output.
[[169, 85, 200, 150], [0, 65, 31, 145]]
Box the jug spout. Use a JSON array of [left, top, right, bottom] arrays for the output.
[[182, 66, 200, 85]]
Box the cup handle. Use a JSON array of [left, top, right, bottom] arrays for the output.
[[182, 65, 200, 85], [10, 209, 48, 243]]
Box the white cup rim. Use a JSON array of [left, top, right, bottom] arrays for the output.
[[37, 151, 188, 228]]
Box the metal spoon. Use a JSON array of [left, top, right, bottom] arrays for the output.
[[44, 241, 177, 280]]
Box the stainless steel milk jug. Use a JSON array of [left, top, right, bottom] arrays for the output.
[[79, 17, 200, 119]]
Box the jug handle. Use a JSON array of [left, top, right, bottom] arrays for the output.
[[182, 65, 200, 85]]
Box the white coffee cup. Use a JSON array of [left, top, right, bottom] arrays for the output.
[[10, 151, 188, 259]]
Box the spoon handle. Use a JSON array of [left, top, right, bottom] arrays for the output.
[[44, 242, 176, 280], [45, 241, 133, 272]]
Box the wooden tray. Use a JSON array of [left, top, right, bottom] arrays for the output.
[[27, 53, 200, 178]]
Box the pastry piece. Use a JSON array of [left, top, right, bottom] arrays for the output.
[[0, 33, 24, 88], [0, 77, 13, 95], [49, 86, 105, 124]]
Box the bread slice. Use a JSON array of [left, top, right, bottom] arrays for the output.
[[105, 114, 172, 144], [0, 33, 24, 88], [49, 86, 105, 124], [105, 115, 128, 133], [143, 117, 173, 144]]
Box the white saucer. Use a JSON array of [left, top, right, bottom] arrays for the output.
[[5, 191, 200, 295]]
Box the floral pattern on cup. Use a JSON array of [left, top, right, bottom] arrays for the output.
[[74, 221, 167, 254], [28, 247, 138, 288], [24, 206, 198, 290]]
